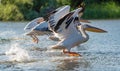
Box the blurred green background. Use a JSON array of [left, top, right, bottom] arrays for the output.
[[0, 0, 120, 21]]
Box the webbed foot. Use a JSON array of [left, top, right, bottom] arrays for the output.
[[63, 49, 81, 56]]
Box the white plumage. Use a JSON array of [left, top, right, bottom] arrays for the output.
[[24, 5, 107, 56], [24, 17, 44, 31], [49, 7, 107, 56], [24, 5, 70, 43]]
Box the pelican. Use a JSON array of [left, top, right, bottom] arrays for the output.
[[49, 7, 107, 56], [24, 5, 91, 43], [23, 5, 107, 56], [24, 5, 70, 43], [24, 5, 70, 31]]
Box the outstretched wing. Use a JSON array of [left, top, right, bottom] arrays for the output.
[[25, 21, 51, 36], [53, 7, 83, 33], [24, 7, 67, 30], [48, 5, 70, 31], [50, 7, 86, 50], [24, 17, 44, 31]]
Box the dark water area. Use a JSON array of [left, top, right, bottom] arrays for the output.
[[0, 20, 120, 71]]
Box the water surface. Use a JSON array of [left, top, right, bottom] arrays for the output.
[[0, 20, 120, 71]]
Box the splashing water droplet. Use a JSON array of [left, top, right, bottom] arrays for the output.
[[5, 43, 30, 62]]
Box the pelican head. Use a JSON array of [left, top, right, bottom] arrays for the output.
[[83, 24, 107, 33], [77, 24, 107, 43]]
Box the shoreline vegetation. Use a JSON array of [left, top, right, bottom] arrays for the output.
[[0, 0, 120, 21]]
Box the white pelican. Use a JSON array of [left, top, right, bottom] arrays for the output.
[[49, 7, 107, 56], [24, 5, 91, 43], [24, 5, 70, 43]]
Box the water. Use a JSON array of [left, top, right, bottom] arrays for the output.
[[0, 20, 120, 71]]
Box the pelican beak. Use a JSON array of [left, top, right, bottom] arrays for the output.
[[85, 24, 107, 33], [80, 19, 91, 23]]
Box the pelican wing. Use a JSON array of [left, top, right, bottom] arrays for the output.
[[51, 7, 86, 50], [32, 21, 49, 31], [48, 5, 70, 31], [47, 5, 69, 17], [24, 5, 70, 31], [53, 7, 83, 33], [24, 17, 44, 31], [25, 21, 51, 36]]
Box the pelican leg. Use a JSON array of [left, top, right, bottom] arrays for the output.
[[63, 49, 81, 56], [30, 35, 39, 43], [33, 35, 39, 43], [30, 35, 36, 42]]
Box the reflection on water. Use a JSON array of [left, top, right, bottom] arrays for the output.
[[0, 20, 120, 71], [55, 57, 90, 71]]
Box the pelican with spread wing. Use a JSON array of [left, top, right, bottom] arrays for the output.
[[24, 5, 91, 43], [24, 5, 70, 43], [49, 7, 107, 56], [24, 5, 107, 56]]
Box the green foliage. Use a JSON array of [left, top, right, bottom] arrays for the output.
[[83, 2, 120, 19], [0, 0, 33, 21], [0, 0, 120, 21], [0, 4, 24, 21]]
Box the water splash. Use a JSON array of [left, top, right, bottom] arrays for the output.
[[5, 43, 30, 62]]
